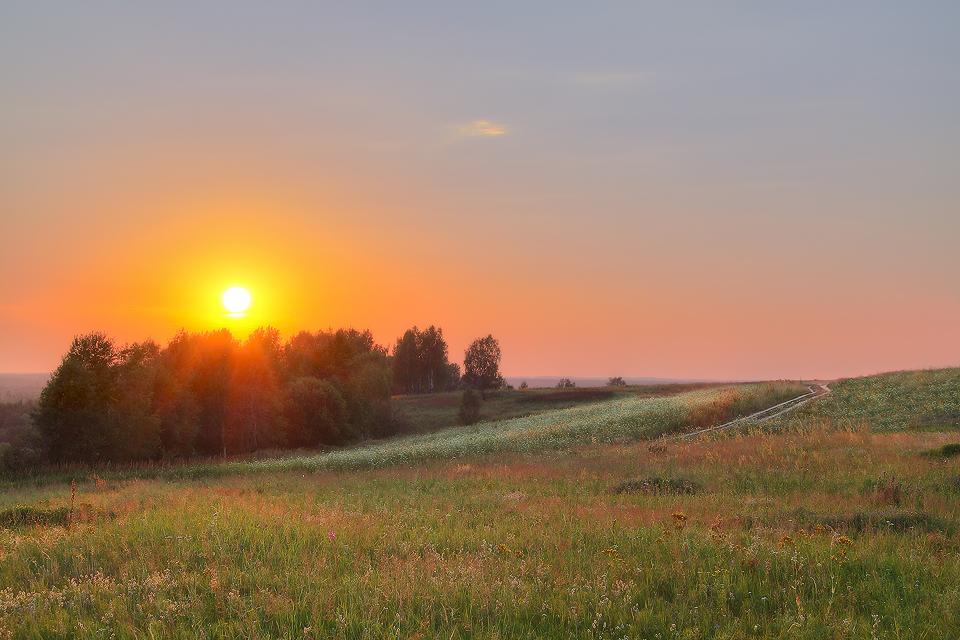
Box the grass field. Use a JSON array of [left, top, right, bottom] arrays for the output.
[[2, 375, 959, 638], [392, 383, 728, 434], [780, 368, 960, 432]]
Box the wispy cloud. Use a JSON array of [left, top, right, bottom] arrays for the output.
[[459, 120, 507, 136]]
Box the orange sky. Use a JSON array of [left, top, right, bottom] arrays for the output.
[[2, 4, 959, 379]]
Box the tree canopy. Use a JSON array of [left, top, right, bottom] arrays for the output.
[[391, 326, 450, 394], [462, 335, 503, 399], [33, 327, 395, 464]]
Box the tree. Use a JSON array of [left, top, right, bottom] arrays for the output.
[[111, 339, 162, 461], [556, 378, 576, 389], [462, 335, 503, 400], [225, 329, 288, 454], [346, 350, 394, 439], [391, 329, 419, 394], [30, 325, 400, 466], [283, 328, 393, 441], [446, 363, 461, 391], [607, 376, 627, 387], [519, 380, 528, 390], [34, 332, 118, 463], [284, 376, 348, 446], [162, 329, 237, 457], [418, 326, 450, 393], [33, 332, 161, 463], [390, 326, 450, 394]]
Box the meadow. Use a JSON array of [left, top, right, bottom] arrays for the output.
[[2, 375, 959, 638], [778, 368, 960, 432], [392, 383, 726, 434]]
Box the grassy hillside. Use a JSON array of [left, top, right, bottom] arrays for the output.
[[2, 376, 959, 637], [4, 382, 805, 486], [778, 367, 960, 431], [392, 382, 727, 433]]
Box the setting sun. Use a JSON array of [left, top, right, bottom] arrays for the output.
[[223, 287, 251, 313]]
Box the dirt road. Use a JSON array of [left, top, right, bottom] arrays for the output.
[[675, 381, 833, 441]]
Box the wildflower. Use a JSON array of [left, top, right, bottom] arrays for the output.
[[778, 535, 794, 549], [328, 531, 337, 541], [671, 512, 688, 530], [835, 535, 852, 546]]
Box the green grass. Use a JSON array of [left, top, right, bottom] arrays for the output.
[[783, 367, 960, 431], [3, 375, 960, 637], [0, 504, 71, 528], [392, 383, 723, 433]]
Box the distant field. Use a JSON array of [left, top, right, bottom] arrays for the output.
[[394, 382, 735, 434], [502, 376, 719, 389], [772, 367, 960, 432], [2, 374, 960, 637], [0, 373, 49, 402]]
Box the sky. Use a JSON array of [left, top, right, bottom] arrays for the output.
[[1, 2, 958, 380]]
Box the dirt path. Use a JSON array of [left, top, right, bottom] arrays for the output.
[[671, 381, 833, 441]]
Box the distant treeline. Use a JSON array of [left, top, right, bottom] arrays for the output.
[[29, 328, 397, 465], [2, 325, 503, 471]]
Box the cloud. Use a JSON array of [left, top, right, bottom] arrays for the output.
[[459, 120, 507, 136]]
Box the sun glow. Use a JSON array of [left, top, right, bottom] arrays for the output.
[[223, 287, 251, 313]]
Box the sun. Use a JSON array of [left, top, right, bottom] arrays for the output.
[[223, 287, 251, 313]]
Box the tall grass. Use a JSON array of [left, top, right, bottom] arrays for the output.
[[10, 377, 959, 637], [785, 367, 960, 431], [2, 421, 959, 638]]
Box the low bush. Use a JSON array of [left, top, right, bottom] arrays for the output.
[[610, 476, 702, 495], [457, 388, 481, 426]]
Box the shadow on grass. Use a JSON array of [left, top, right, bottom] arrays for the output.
[[739, 507, 955, 536]]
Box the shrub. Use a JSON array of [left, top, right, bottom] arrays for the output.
[[610, 477, 702, 495], [457, 388, 481, 426], [937, 443, 960, 458]]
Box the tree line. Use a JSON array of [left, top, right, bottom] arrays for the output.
[[7, 326, 503, 469]]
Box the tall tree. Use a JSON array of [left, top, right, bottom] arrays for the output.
[[34, 332, 118, 463], [391, 328, 420, 394], [418, 326, 450, 393], [284, 376, 348, 447], [111, 339, 162, 460], [390, 326, 450, 394], [446, 363, 462, 391], [33, 333, 162, 463], [225, 328, 288, 454], [462, 335, 503, 400], [30, 325, 399, 467]]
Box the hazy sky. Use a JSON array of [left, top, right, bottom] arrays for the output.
[[2, 3, 958, 379]]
